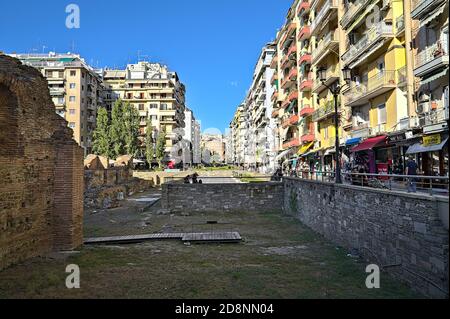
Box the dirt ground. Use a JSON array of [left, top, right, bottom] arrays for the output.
[[0, 189, 422, 299]]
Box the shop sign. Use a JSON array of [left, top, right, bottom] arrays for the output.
[[389, 133, 406, 143], [423, 134, 441, 147]]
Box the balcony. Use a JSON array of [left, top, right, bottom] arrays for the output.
[[411, 0, 447, 20], [282, 90, 299, 109], [49, 87, 65, 96], [298, 25, 311, 41], [396, 14, 405, 35], [414, 41, 449, 78], [340, 0, 371, 29], [341, 22, 394, 68], [271, 73, 278, 86], [310, 0, 338, 35], [312, 29, 339, 65], [297, 0, 310, 16], [281, 69, 298, 89], [272, 108, 280, 118], [280, 23, 297, 49], [345, 70, 397, 107], [281, 45, 297, 69], [299, 104, 314, 117], [270, 55, 278, 69], [299, 73, 313, 91], [271, 91, 279, 102], [312, 99, 340, 122], [350, 123, 371, 139], [370, 124, 386, 136], [298, 52, 312, 66], [312, 66, 340, 93], [282, 114, 300, 128], [282, 138, 301, 149]]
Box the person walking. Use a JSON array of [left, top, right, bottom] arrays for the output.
[[406, 156, 419, 193]]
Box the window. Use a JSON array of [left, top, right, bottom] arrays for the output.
[[69, 96, 76, 102], [68, 122, 76, 129], [150, 104, 158, 109], [70, 83, 76, 89], [160, 103, 169, 110], [378, 104, 387, 124], [161, 93, 167, 99], [150, 94, 157, 99], [70, 71, 76, 77], [150, 115, 158, 121], [58, 97, 65, 104], [69, 109, 76, 115], [139, 104, 145, 111]]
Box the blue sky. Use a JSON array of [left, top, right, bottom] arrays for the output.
[[0, 0, 292, 132]]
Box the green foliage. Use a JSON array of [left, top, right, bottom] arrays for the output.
[[110, 100, 126, 158], [108, 99, 140, 159], [156, 129, 167, 168], [145, 117, 155, 167], [92, 107, 111, 158], [123, 102, 140, 157]]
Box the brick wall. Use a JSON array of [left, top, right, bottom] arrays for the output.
[[283, 177, 449, 298], [161, 182, 283, 213], [0, 55, 84, 269]]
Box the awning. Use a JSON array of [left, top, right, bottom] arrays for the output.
[[324, 148, 336, 156], [285, 100, 297, 113], [346, 137, 362, 146], [276, 148, 295, 161], [421, 68, 448, 86], [302, 147, 323, 158], [297, 141, 314, 155], [347, 1, 377, 34], [351, 135, 387, 153], [420, 4, 446, 28], [406, 137, 449, 155]]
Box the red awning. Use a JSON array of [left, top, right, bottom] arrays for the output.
[[351, 135, 387, 153]]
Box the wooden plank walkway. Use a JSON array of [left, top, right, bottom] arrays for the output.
[[84, 232, 242, 245]]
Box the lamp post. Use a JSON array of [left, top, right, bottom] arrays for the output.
[[317, 66, 352, 184]]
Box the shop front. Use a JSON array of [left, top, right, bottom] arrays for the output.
[[350, 135, 388, 173], [406, 133, 449, 176]]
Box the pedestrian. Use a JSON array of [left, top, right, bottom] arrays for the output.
[[406, 156, 419, 193]]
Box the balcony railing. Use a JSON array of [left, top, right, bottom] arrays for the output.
[[49, 87, 65, 96], [298, 25, 311, 41], [297, 0, 310, 16], [282, 114, 300, 128], [342, 22, 394, 66], [312, 99, 340, 122], [283, 138, 301, 149], [414, 40, 449, 74], [299, 73, 313, 91], [396, 14, 405, 34], [345, 70, 396, 106], [312, 29, 339, 63], [313, 66, 339, 92], [311, 0, 338, 34], [340, 0, 371, 29], [411, 0, 446, 19]]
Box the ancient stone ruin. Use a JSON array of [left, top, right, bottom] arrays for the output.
[[0, 55, 84, 270]]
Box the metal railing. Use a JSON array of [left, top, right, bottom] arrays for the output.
[[312, 29, 339, 62], [340, 0, 371, 28], [342, 22, 393, 64], [287, 170, 449, 196], [345, 70, 396, 104], [415, 40, 449, 69], [312, 99, 340, 122], [311, 0, 338, 32]]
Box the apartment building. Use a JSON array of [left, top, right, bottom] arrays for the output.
[[103, 62, 186, 159], [201, 134, 226, 163], [10, 53, 104, 156], [245, 43, 277, 173], [182, 107, 202, 166], [410, 0, 449, 175], [229, 104, 248, 166]]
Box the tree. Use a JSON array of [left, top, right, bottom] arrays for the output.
[[110, 99, 126, 158], [92, 107, 111, 158], [156, 129, 167, 169], [145, 117, 155, 168], [123, 102, 140, 157]]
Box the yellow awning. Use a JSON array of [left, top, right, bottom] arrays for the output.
[[297, 142, 314, 155], [347, 1, 377, 34]]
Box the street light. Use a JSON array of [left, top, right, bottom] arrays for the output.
[[318, 66, 352, 184]]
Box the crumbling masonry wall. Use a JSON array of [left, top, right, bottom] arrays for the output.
[[0, 55, 84, 270]]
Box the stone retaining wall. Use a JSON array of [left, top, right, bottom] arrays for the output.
[[161, 182, 283, 213], [283, 177, 449, 298]]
